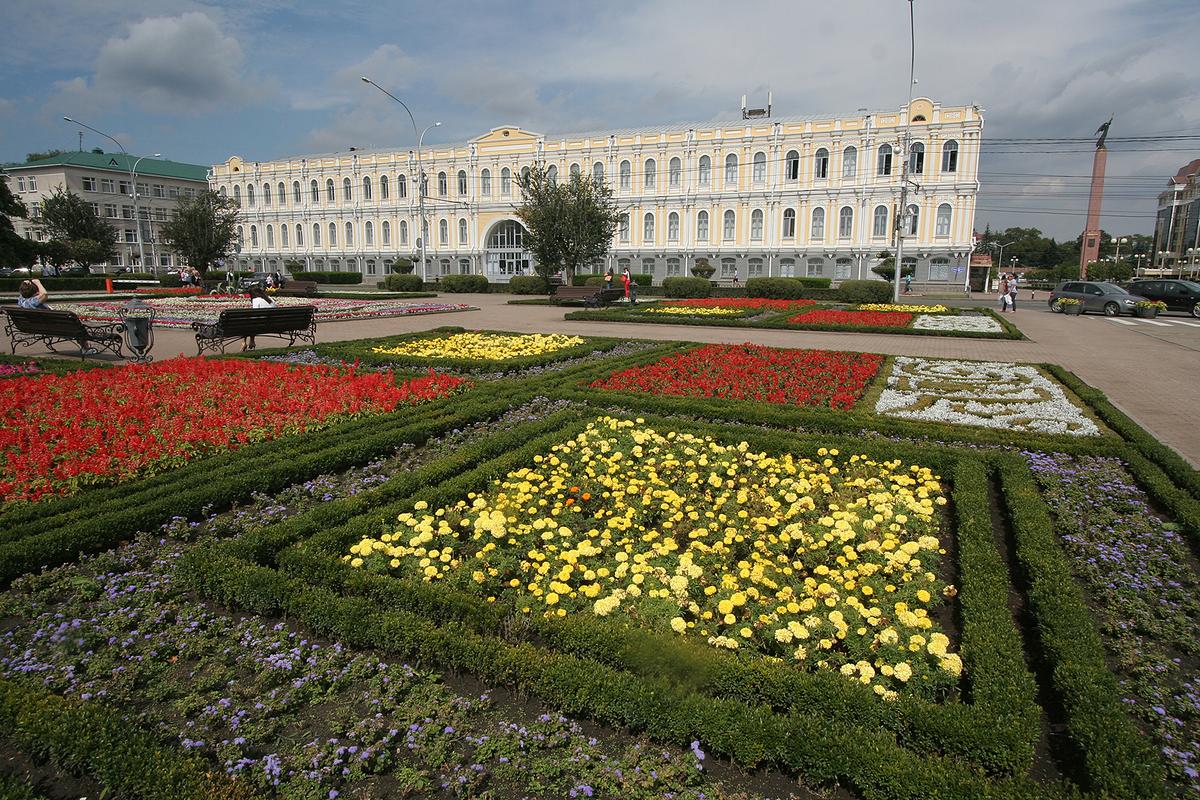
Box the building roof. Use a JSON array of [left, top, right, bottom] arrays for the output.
[[1169, 158, 1200, 186], [2, 151, 208, 182]]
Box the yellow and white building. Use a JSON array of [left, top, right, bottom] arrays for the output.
[[210, 97, 982, 284]]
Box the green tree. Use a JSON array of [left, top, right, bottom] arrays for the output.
[[159, 190, 241, 276], [25, 149, 67, 163], [691, 257, 715, 279], [69, 238, 111, 271], [39, 239, 72, 271], [0, 179, 36, 268], [516, 164, 620, 295], [391, 257, 414, 274], [37, 185, 117, 265]]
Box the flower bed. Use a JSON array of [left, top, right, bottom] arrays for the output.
[[55, 296, 474, 327], [787, 309, 914, 328], [371, 332, 586, 360], [643, 306, 744, 316], [876, 357, 1099, 436], [345, 416, 959, 699], [857, 303, 950, 314], [133, 286, 204, 296], [589, 344, 881, 409], [0, 359, 464, 502], [1027, 452, 1200, 793], [0, 361, 40, 378], [911, 315, 1002, 333], [662, 298, 817, 311]]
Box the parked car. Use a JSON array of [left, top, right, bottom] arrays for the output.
[[1125, 279, 1200, 318], [238, 271, 287, 290], [1048, 281, 1147, 316], [58, 265, 87, 277]]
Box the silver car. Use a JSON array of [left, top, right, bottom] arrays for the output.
[[1048, 281, 1147, 316]]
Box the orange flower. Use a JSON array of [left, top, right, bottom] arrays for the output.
[[581, 492, 592, 501]]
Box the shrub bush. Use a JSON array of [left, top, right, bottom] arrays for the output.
[[746, 277, 808, 299], [662, 277, 711, 298], [440, 274, 489, 293], [0, 277, 107, 292], [383, 274, 424, 292], [796, 276, 832, 288], [582, 276, 605, 287], [837, 280, 892, 304], [804, 287, 841, 302], [508, 275, 550, 294], [159, 273, 183, 288], [691, 258, 716, 279], [292, 271, 363, 285], [391, 258, 415, 274]]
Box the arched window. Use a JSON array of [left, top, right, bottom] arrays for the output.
[[263, 183, 272, 205], [439, 218, 448, 245], [838, 206, 854, 239], [720, 258, 737, 278], [750, 209, 764, 240], [328, 222, 337, 246], [250, 224, 258, 246], [458, 218, 468, 244], [310, 180, 319, 202], [593, 161, 604, 182], [904, 204, 919, 236], [280, 224, 289, 248], [785, 150, 799, 181], [569, 163, 580, 177], [618, 213, 630, 242], [782, 208, 796, 238], [644, 158, 656, 190], [365, 221, 373, 245], [219, 186, 227, 198], [399, 220, 408, 244], [265, 224, 274, 247], [343, 177, 352, 201], [295, 224, 303, 247], [724, 153, 738, 186], [811, 207, 826, 241], [873, 205, 889, 238], [420, 171, 428, 197], [380, 175, 389, 200], [382, 220, 390, 245], [437, 172, 447, 196], [877, 144, 893, 176], [697, 210, 709, 241], [941, 140, 959, 173], [313, 223, 321, 246], [236, 224, 243, 246], [668, 211, 680, 241], [363, 177, 372, 201], [814, 148, 829, 180], [807, 257, 825, 277], [669, 157, 681, 188], [501, 167, 511, 196], [643, 212, 655, 242], [233, 185, 241, 205], [698, 155, 711, 186], [778, 257, 795, 278], [929, 257, 950, 281], [936, 203, 953, 237], [457, 170, 467, 195], [289, 181, 298, 204], [842, 146, 858, 179], [326, 179, 335, 202], [753, 151, 766, 184], [246, 184, 255, 207], [398, 174, 407, 198], [619, 160, 631, 190], [480, 168, 491, 195], [909, 142, 925, 175], [723, 209, 735, 240], [547, 165, 558, 184], [521, 166, 530, 185]]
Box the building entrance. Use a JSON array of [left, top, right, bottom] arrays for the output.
[[485, 220, 533, 277]]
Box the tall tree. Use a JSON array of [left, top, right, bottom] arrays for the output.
[[516, 164, 620, 293], [37, 185, 117, 265], [25, 149, 67, 162], [0, 178, 36, 268], [159, 190, 241, 276]]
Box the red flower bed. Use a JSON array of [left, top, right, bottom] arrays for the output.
[[0, 359, 463, 503], [589, 343, 881, 409], [134, 287, 204, 296], [787, 309, 913, 328], [663, 298, 816, 311]]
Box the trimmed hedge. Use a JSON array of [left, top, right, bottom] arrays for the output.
[[836, 280, 893, 304], [382, 273, 424, 292], [745, 277, 808, 299], [291, 271, 363, 284], [508, 275, 550, 294], [661, 277, 712, 298], [439, 274, 489, 293]]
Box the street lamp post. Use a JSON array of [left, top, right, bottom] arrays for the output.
[[1113, 236, 1128, 267], [359, 77, 441, 283], [891, 0, 918, 303], [1158, 249, 1170, 275], [990, 240, 1015, 291], [131, 153, 161, 273]]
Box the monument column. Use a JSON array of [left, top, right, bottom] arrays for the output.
[[1079, 117, 1112, 280]]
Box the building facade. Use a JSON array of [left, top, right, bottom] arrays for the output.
[[3, 151, 209, 271], [1153, 158, 1200, 275], [210, 97, 982, 285]]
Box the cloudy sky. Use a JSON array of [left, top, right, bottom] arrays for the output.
[[1, 0, 1197, 239]]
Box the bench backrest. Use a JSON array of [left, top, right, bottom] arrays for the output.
[[4, 308, 87, 337], [553, 285, 598, 297], [215, 306, 316, 336], [280, 280, 318, 294]]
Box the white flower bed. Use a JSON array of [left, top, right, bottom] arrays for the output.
[[875, 357, 1100, 436], [911, 314, 1003, 333]]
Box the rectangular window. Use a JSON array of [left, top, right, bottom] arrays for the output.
[[119, 181, 132, 195], [122, 205, 134, 219], [101, 178, 115, 193], [104, 204, 117, 218], [159, 254, 172, 267], [136, 182, 148, 197], [154, 208, 167, 222], [720, 258, 736, 277], [184, 187, 195, 197], [929, 261, 950, 281], [153, 184, 165, 198], [748, 258, 764, 276], [82, 177, 97, 191], [30, 202, 42, 219], [169, 186, 180, 198], [124, 229, 137, 243], [17, 178, 25, 192], [836, 260, 852, 279], [27, 177, 37, 191], [90, 202, 100, 216], [666, 258, 681, 276]]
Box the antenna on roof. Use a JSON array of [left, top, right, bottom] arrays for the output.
[[742, 90, 772, 120]]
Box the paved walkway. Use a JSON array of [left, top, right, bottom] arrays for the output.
[[16, 293, 1200, 466]]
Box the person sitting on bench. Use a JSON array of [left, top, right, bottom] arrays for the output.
[[17, 279, 50, 310], [244, 285, 276, 351]]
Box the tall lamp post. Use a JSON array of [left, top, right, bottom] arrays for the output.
[[1157, 249, 1170, 274], [131, 153, 161, 272], [892, 0, 918, 303], [359, 77, 440, 283], [1113, 236, 1128, 268], [990, 240, 1015, 290]]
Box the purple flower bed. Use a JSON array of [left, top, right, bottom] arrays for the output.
[[1027, 451, 1200, 791]]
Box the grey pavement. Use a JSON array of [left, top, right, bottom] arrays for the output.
[[13, 292, 1200, 466]]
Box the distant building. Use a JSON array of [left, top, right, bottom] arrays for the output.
[[1153, 158, 1200, 273], [210, 97, 982, 284], [3, 151, 209, 270]]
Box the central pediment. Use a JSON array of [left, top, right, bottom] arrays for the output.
[[472, 126, 541, 149]]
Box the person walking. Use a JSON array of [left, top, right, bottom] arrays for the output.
[[604, 268, 614, 289], [998, 274, 1011, 312], [16, 279, 50, 310], [1007, 273, 1019, 312], [904, 273, 913, 295], [243, 285, 276, 351], [621, 267, 631, 302]]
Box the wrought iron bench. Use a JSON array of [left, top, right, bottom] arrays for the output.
[[552, 285, 626, 307], [3, 307, 125, 359], [191, 306, 317, 355], [274, 280, 319, 298]]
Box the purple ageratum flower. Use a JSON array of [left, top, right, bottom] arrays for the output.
[[690, 740, 706, 761]]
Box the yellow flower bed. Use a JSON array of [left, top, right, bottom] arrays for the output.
[[345, 416, 960, 698], [857, 303, 950, 314], [643, 306, 743, 316], [371, 332, 586, 360]]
